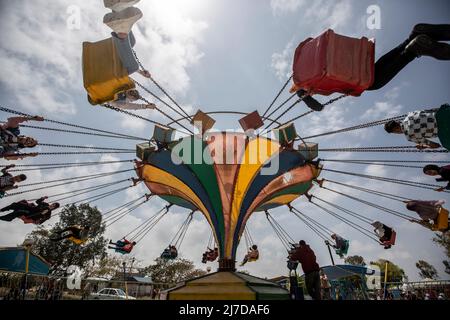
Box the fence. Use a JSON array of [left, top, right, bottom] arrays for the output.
[[0, 271, 173, 300]]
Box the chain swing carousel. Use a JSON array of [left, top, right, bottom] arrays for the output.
[[2, 3, 449, 301]]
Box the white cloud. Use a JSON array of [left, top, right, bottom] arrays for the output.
[[271, 41, 294, 81], [361, 101, 403, 120], [303, 0, 354, 33]]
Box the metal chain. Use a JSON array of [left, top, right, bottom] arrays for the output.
[[322, 179, 412, 202], [319, 147, 448, 153], [320, 159, 449, 164], [18, 124, 147, 141], [321, 168, 450, 190], [8, 160, 134, 171], [38, 143, 134, 151], [0, 106, 143, 140], [20, 151, 134, 156], [262, 94, 305, 134], [137, 95, 193, 134], [262, 75, 293, 117], [101, 103, 167, 129], [280, 94, 348, 126], [132, 49, 191, 120], [319, 160, 423, 169], [19, 168, 135, 187], [303, 113, 407, 140]]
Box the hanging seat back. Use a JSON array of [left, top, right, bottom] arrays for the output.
[[82, 37, 135, 105], [20, 215, 37, 225], [69, 237, 87, 245], [381, 230, 396, 246], [432, 207, 449, 231], [292, 29, 375, 96], [335, 239, 350, 256], [248, 251, 259, 262]]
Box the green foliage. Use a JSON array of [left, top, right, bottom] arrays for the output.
[[344, 255, 366, 266], [415, 260, 438, 280], [370, 259, 406, 283], [143, 258, 207, 284], [84, 255, 139, 279], [433, 231, 450, 274], [27, 204, 107, 275]]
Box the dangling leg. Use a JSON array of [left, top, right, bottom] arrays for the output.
[[368, 39, 415, 91], [111, 31, 140, 75], [409, 23, 450, 42], [0, 210, 22, 222], [369, 24, 450, 91]]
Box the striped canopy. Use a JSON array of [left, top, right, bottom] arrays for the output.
[[138, 133, 319, 261]]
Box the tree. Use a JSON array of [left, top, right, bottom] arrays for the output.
[[344, 255, 366, 266], [415, 260, 438, 280], [370, 259, 406, 283], [143, 258, 207, 284], [27, 204, 107, 275], [433, 232, 450, 274], [84, 255, 139, 279]]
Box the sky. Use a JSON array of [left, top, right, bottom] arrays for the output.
[[0, 0, 449, 282]]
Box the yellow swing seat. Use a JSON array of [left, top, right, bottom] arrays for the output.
[[68, 237, 87, 245], [82, 37, 135, 105], [432, 207, 449, 232]]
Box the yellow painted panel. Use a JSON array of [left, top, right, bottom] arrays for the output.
[[227, 138, 279, 256]]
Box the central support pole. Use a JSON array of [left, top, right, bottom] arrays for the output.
[[325, 241, 335, 266], [218, 258, 236, 272]]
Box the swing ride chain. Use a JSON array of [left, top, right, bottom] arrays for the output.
[[303, 113, 408, 139], [102, 103, 168, 130], [5, 160, 134, 169], [321, 168, 449, 189], [19, 124, 147, 141], [132, 49, 192, 120], [319, 146, 448, 153], [263, 75, 293, 118], [21, 151, 135, 156], [319, 159, 427, 169], [132, 82, 194, 134], [275, 93, 348, 128], [0, 106, 141, 140], [321, 159, 449, 164], [38, 143, 134, 151]]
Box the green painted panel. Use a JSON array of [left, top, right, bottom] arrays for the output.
[[176, 136, 224, 244]]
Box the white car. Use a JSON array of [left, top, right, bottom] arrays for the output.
[[89, 288, 136, 300]]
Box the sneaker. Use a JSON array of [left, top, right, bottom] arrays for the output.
[[104, 0, 141, 12], [103, 7, 143, 34], [405, 34, 450, 60], [296, 89, 324, 111], [409, 23, 450, 42]]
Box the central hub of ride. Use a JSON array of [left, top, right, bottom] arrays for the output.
[[136, 111, 321, 270]]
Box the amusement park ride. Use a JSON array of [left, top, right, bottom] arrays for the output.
[[1, 1, 449, 301]]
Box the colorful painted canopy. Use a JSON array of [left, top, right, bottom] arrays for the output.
[[137, 133, 320, 261]]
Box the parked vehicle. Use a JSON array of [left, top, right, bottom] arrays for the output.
[[88, 288, 135, 300]]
